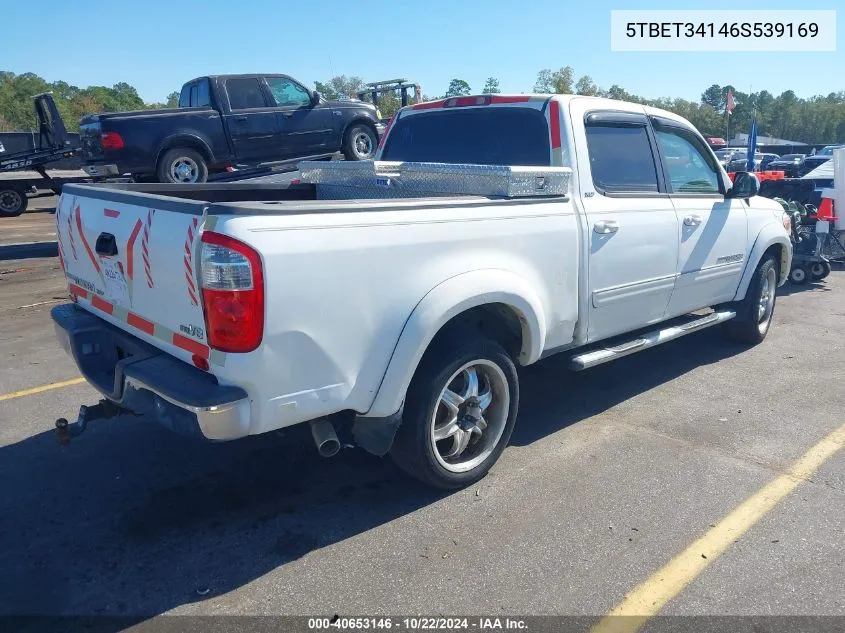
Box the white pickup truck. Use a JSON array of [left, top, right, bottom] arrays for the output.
[[52, 94, 792, 489]]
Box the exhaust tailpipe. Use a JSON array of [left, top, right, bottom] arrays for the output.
[[310, 418, 341, 458]]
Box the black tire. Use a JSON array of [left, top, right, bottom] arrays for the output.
[[389, 332, 520, 489], [341, 124, 378, 161], [156, 147, 208, 184], [789, 266, 809, 285], [810, 261, 831, 280], [724, 255, 778, 345], [0, 185, 28, 217]]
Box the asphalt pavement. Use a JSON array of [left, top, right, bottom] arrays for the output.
[[0, 207, 843, 628]]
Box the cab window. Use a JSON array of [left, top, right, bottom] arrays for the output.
[[226, 78, 268, 110], [179, 79, 212, 108], [584, 123, 660, 194], [266, 77, 312, 108], [654, 125, 721, 194]]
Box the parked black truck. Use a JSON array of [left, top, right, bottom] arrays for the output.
[[79, 74, 385, 183]]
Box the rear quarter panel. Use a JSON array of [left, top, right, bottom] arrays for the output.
[[101, 110, 229, 172], [208, 198, 580, 433]]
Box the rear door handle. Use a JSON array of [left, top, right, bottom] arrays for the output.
[[235, 115, 248, 121], [594, 220, 619, 234], [683, 214, 703, 227], [280, 111, 295, 118]]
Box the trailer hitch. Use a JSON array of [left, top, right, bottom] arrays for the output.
[[55, 399, 126, 446]]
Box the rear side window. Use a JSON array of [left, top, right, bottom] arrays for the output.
[[195, 79, 211, 107], [381, 107, 551, 166], [226, 78, 268, 110], [585, 124, 659, 194], [179, 80, 212, 108]]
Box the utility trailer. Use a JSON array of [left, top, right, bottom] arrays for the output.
[[0, 92, 304, 216], [0, 93, 99, 216], [357, 79, 422, 120]]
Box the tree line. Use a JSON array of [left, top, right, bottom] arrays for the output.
[[2, 68, 844, 145], [0, 71, 178, 133]]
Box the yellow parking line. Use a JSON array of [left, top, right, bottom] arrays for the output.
[[0, 377, 86, 403], [592, 422, 845, 633]]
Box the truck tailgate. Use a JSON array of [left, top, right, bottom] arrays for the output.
[[56, 186, 216, 365]]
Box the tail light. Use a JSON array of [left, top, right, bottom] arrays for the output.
[[101, 132, 125, 150], [199, 232, 264, 353]]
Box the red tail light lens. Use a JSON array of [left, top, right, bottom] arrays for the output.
[[199, 232, 264, 353], [101, 132, 125, 150]]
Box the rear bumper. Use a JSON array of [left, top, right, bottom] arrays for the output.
[[51, 303, 251, 441]]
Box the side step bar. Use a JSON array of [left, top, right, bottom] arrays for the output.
[[570, 310, 736, 371]]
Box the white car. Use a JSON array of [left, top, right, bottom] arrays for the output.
[[52, 94, 792, 489]]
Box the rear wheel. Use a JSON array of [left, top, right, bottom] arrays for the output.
[[389, 333, 519, 489], [157, 147, 208, 184], [341, 124, 377, 161], [724, 255, 778, 344], [0, 185, 27, 217]]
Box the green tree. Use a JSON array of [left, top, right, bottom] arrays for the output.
[[551, 67, 575, 94], [601, 84, 633, 101], [444, 79, 472, 97], [482, 77, 501, 94], [166, 91, 179, 108], [533, 69, 553, 93], [314, 75, 365, 100], [575, 75, 598, 96], [701, 84, 723, 110]]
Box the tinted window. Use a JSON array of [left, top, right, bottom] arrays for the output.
[[226, 78, 267, 110], [585, 124, 659, 193], [266, 77, 311, 107], [381, 107, 550, 166], [654, 127, 720, 194], [179, 84, 191, 108], [189, 85, 198, 107], [196, 79, 211, 107]]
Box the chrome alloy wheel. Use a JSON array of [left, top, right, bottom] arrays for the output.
[[757, 266, 777, 335], [430, 360, 510, 473]]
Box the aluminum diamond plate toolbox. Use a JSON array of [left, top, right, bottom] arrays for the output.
[[298, 161, 571, 199]]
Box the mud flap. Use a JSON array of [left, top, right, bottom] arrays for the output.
[[352, 408, 403, 457]]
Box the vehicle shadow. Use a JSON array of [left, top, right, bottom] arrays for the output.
[[511, 327, 745, 446], [775, 281, 833, 297], [0, 328, 745, 626], [0, 242, 58, 261]]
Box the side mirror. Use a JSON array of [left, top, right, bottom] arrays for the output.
[[310, 90, 320, 106], [728, 171, 760, 199]]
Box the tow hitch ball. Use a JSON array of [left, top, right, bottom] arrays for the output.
[[55, 399, 123, 446]]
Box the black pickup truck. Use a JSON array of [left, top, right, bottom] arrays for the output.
[[79, 74, 384, 183]]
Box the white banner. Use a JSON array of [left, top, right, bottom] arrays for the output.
[[611, 10, 836, 51]]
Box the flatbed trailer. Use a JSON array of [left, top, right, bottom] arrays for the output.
[[0, 93, 94, 216]]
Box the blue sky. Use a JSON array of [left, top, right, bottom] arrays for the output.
[[4, 0, 842, 103]]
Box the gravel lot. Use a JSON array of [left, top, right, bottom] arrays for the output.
[[0, 210, 843, 628]]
